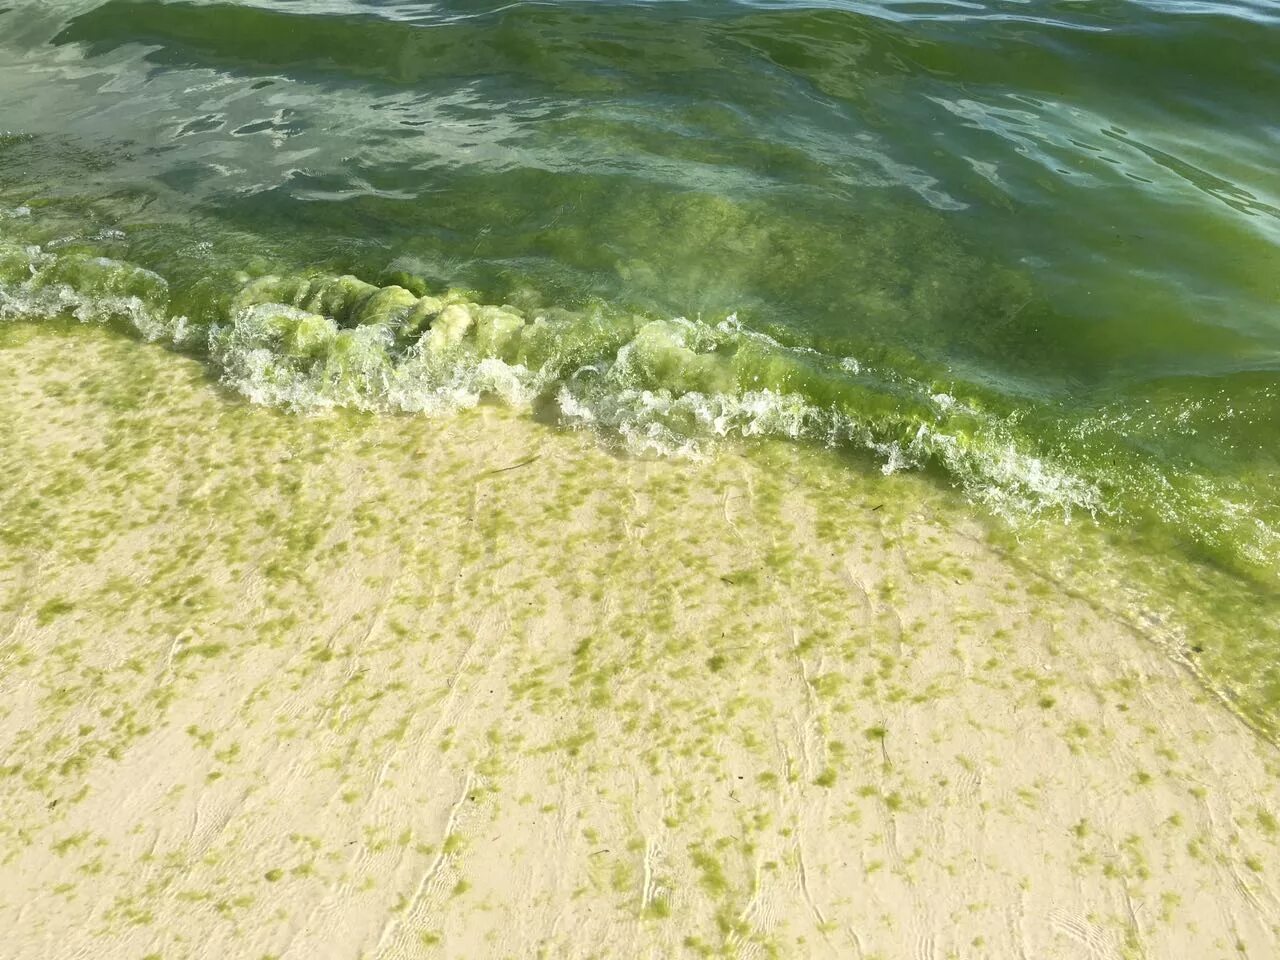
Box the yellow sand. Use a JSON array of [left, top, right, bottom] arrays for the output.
[[1, 327, 1278, 960]]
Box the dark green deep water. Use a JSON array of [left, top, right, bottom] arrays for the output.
[[1, 3, 1278, 713]]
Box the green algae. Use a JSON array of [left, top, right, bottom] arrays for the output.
[[1, 323, 1278, 959]]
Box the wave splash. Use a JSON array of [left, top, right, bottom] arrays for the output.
[[0, 234, 1104, 525]]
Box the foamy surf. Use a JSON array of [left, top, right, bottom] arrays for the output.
[[2, 223, 1276, 594], [0, 234, 1111, 528]]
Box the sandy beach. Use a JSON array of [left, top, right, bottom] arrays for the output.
[[0, 326, 1276, 959]]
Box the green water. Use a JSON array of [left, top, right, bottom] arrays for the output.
[[1, 3, 1277, 716]]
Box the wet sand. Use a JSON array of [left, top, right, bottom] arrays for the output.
[[2, 327, 1278, 959]]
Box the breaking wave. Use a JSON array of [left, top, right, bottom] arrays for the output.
[[0, 235, 1105, 522], [0, 223, 1275, 589]]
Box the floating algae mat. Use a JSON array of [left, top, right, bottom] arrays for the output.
[[2, 0, 1280, 955]]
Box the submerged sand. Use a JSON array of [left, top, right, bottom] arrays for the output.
[[1, 327, 1278, 960]]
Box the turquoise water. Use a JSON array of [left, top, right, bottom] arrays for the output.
[[1, 5, 1277, 628]]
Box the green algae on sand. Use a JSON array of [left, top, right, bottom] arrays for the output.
[[2, 325, 1280, 960]]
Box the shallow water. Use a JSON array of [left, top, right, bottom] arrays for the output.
[[1, 3, 1277, 719]]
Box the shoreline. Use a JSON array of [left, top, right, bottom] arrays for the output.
[[2, 327, 1279, 959]]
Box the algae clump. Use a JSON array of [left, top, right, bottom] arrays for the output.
[[354, 285, 419, 327]]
